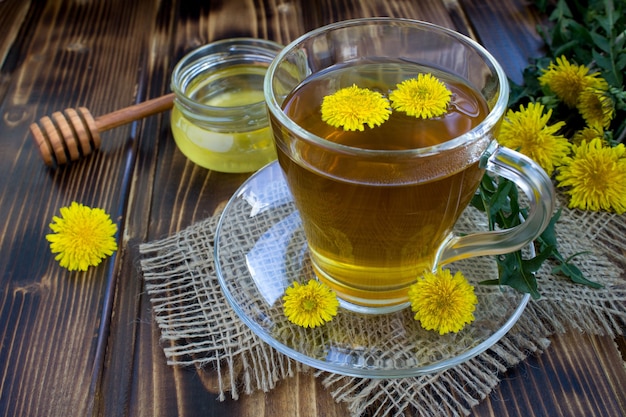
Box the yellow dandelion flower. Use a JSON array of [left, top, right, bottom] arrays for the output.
[[408, 268, 478, 335], [577, 86, 614, 130], [538, 55, 602, 107], [46, 202, 118, 271], [572, 126, 604, 146], [497, 102, 570, 175], [389, 73, 452, 119], [556, 138, 626, 214], [321, 84, 391, 131], [283, 280, 339, 328]]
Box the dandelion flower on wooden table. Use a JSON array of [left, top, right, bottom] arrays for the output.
[[46, 202, 118, 271]]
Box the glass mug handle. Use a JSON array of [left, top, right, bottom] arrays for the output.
[[437, 141, 556, 265]]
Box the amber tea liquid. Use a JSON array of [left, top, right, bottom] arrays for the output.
[[275, 62, 490, 309]]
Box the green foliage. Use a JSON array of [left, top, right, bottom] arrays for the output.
[[511, 0, 626, 142], [473, 0, 622, 296], [473, 175, 602, 299]]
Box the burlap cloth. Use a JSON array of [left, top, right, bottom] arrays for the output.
[[139, 174, 626, 417]]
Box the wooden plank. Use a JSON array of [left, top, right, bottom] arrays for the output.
[[100, 0, 279, 415], [299, 0, 457, 32], [0, 0, 160, 416], [459, 0, 546, 84], [0, 0, 31, 72], [471, 332, 626, 416]]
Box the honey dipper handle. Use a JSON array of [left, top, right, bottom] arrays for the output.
[[94, 92, 175, 132]]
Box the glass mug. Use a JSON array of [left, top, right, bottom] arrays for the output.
[[264, 18, 555, 313]]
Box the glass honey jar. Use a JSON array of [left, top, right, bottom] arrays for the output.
[[170, 38, 282, 172]]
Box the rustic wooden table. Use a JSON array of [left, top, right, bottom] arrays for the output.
[[1, 0, 625, 416]]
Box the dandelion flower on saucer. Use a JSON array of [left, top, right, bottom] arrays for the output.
[[408, 268, 478, 335], [46, 202, 118, 271], [321, 84, 391, 131], [283, 280, 339, 328], [497, 102, 570, 175], [556, 138, 626, 214], [389, 73, 452, 119], [538, 55, 602, 107], [577, 85, 614, 130]]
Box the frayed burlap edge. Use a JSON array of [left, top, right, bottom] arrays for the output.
[[139, 213, 299, 400], [138, 195, 626, 416]]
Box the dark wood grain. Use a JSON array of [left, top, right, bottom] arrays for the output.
[[0, 1, 624, 417], [0, 1, 159, 416], [0, 1, 31, 99], [471, 332, 626, 416], [460, 0, 546, 84]]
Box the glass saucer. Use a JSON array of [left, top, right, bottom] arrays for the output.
[[214, 161, 530, 378]]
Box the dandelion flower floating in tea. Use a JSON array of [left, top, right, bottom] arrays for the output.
[[389, 73, 452, 119], [283, 280, 339, 328], [319, 74, 454, 132], [320, 84, 391, 131], [408, 268, 478, 335], [46, 202, 118, 271], [556, 138, 626, 214], [538, 55, 605, 108], [497, 102, 570, 176]]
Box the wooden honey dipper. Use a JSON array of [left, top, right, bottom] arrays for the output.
[[30, 92, 175, 167]]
